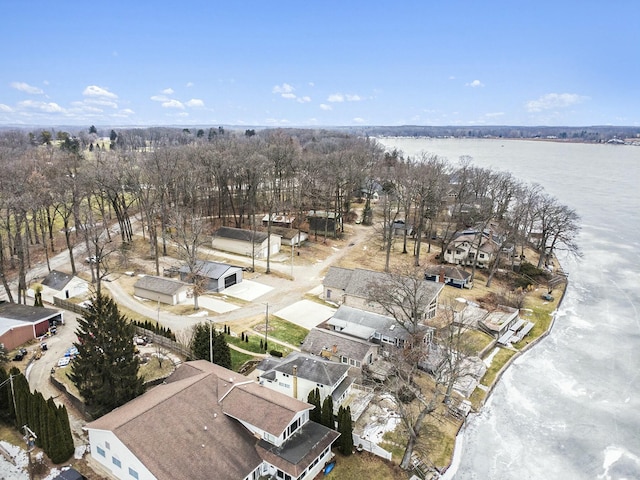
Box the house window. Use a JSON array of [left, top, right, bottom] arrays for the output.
[[326, 289, 331, 299], [112, 457, 121, 468], [96, 446, 105, 457], [264, 432, 276, 443], [340, 356, 348, 364], [349, 359, 361, 367], [105, 441, 110, 450], [129, 467, 139, 479]]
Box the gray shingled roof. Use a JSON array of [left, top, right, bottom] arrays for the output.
[[214, 226, 269, 244], [331, 305, 415, 341], [323, 266, 353, 291], [178, 260, 240, 279], [41, 270, 72, 291], [260, 352, 350, 387], [0, 303, 60, 323], [424, 265, 471, 281], [301, 328, 376, 363], [134, 275, 189, 295]]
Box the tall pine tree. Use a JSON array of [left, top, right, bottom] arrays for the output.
[[190, 323, 232, 369], [308, 388, 322, 423], [69, 293, 144, 417], [321, 395, 334, 429], [337, 406, 354, 455]]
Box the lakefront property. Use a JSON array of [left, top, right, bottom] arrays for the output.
[[0, 127, 576, 480]]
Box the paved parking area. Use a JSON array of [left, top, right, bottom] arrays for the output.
[[223, 279, 273, 301], [195, 296, 239, 313], [274, 300, 336, 329]]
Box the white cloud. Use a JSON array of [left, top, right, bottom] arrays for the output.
[[297, 96, 311, 103], [161, 99, 185, 109], [352, 117, 365, 124], [525, 93, 588, 112], [465, 80, 484, 88], [85, 99, 118, 108], [449, 76, 456, 80], [186, 99, 204, 108], [162, 88, 174, 95], [186, 82, 194, 87], [485, 112, 505, 118], [320, 104, 332, 111], [83, 85, 118, 99], [18, 100, 63, 112], [150, 95, 169, 102], [308, 82, 315, 87], [11, 82, 44, 94], [177, 112, 189, 117], [120, 108, 135, 115], [281, 93, 296, 99], [0, 104, 13, 112], [328, 93, 361, 103], [272, 83, 294, 94]]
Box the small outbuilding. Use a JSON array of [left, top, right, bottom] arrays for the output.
[[212, 226, 281, 258], [133, 276, 191, 305], [269, 226, 308, 246], [178, 260, 243, 292]]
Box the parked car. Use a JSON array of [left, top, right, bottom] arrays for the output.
[[12, 348, 28, 361], [85, 255, 99, 264], [57, 357, 71, 367]]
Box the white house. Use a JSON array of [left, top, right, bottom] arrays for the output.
[[443, 229, 500, 268], [212, 226, 281, 258], [84, 361, 339, 480], [255, 352, 353, 413]]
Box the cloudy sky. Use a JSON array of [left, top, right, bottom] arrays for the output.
[[1, 1, 637, 127]]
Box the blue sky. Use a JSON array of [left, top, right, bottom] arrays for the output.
[[1, 1, 638, 127]]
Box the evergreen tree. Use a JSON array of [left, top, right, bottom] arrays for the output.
[[53, 404, 75, 463], [213, 330, 232, 369], [308, 388, 322, 423], [190, 323, 232, 369], [321, 395, 334, 429], [338, 406, 354, 455], [69, 293, 144, 417]]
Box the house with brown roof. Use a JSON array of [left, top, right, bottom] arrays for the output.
[[84, 361, 339, 480], [443, 229, 500, 268]]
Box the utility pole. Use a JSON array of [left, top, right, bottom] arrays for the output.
[[264, 303, 269, 352], [209, 318, 213, 364], [23, 425, 37, 480]]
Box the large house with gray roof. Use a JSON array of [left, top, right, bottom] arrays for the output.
[[323, 266, 443, 320], [255, 352, 354, 413], [85, 360, 339, 480]]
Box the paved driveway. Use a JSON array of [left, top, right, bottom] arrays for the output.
[[223, 279, 273, 301], [190, 296, 239, 313], [273, 300, 336, 329]]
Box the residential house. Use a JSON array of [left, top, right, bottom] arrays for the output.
[[323, 267, 443, 320], [255, 352, 353, 413], [212, 226, 281, 258], [85, 361, 339, 480], [328, 305, 434, 349], [178, 260, 243, 292], [443, 229, 500, 268], [0, 303, 63, 351], [301, 327, 379, 371], [424, 265, 473, 289], [306, 210, 342, 238], [133, 276, 191, 305]]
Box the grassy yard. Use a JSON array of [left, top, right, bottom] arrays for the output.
[[230, 350, 256, 372], [225, 332, 291, 356], [263, 316, 309, 346], [324, 451, 406, 480], [479, 347, 518, 386]]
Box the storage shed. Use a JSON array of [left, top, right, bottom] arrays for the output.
[[212, 226, 281, 258], [178, 260, 243, 292], [133, 276, 191, 305]]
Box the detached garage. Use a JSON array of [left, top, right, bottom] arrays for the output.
[[212, 226, 281, 258], [134, 276, 191, 305], [179, 260, 243, 293]]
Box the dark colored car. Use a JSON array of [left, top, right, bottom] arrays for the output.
[[13, 348, 28, 361]]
